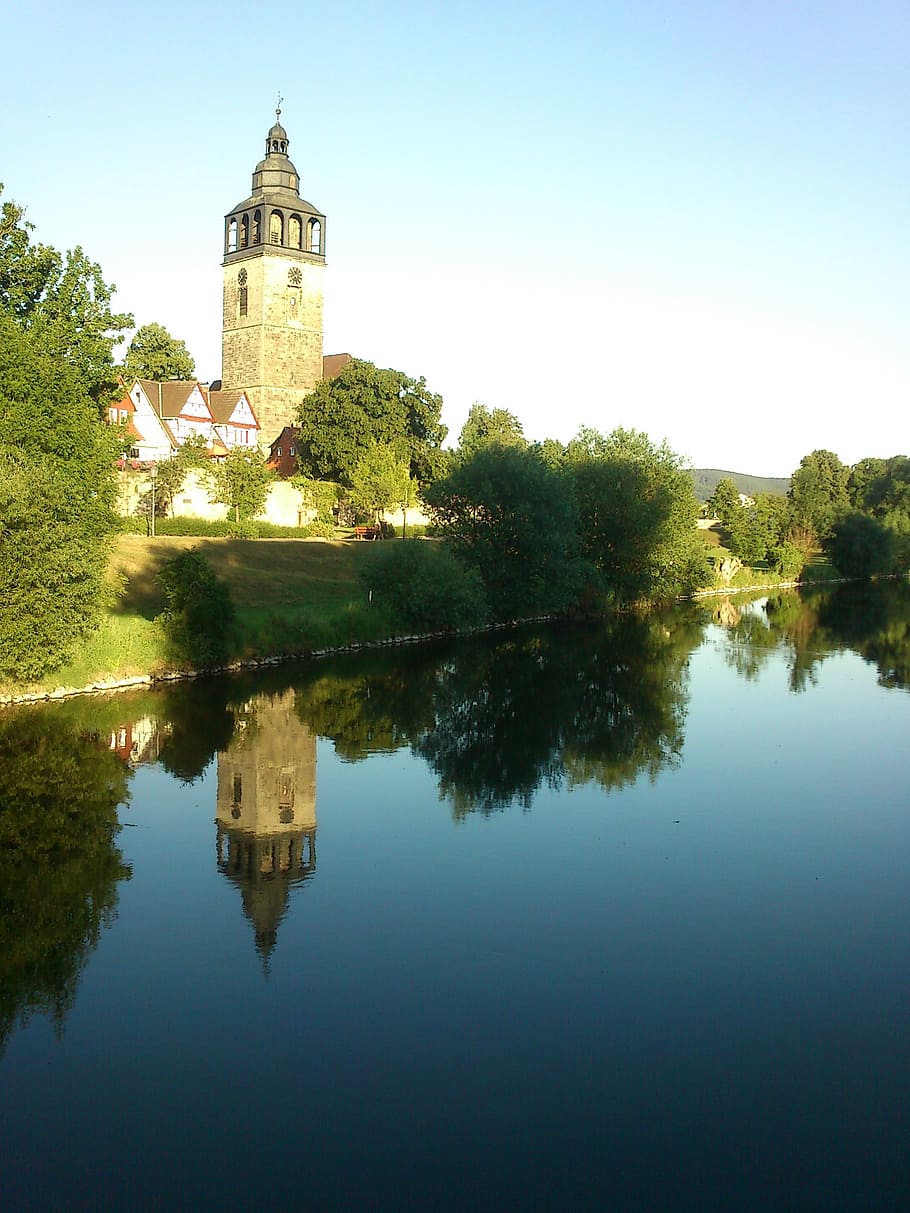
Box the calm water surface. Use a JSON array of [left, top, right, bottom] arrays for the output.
[[2, 583, 909, 1211]]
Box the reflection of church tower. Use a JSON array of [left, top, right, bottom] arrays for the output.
[[216, 690, 317, 967], [221, 103, 327, 446]]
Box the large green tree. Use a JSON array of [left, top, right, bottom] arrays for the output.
[[348, 443, 415, 521], [210, 448, 274, 521], [0, 315, 121, 682], [123, 322, 195, 382], [456, 402, 527, 461], [788, 449, 850, 541], [295, 358, 447, 487], [0, 185, 132, 409], [565, 427, 708, 604], [425, 444, 589, 620]]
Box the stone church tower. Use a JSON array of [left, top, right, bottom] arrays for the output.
[[221, 107, 326, 445]]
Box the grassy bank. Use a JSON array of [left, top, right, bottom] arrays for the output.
[[3, 537, 391, 699], [1, 534, 834, 700]]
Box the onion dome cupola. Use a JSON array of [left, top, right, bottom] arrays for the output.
[[223, 102, 326, 265]]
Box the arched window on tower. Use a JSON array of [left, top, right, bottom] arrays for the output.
[[227, 218, 238, 253], [308, 219, 321, 254], [252, 210, 261, 244], [270, 211, 284, 245], [240, 215, 249, 249], [289, 215, 302, 250]]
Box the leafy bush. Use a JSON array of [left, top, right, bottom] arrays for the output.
[[824, 512, 897, 579], [156, 549, 236, 667], [118, 515, 149, 535], [768, 541, 805, 579], [124, 516, 337, 539], [359, 540, 488, 632], [225, 519, 261, 539], [153, 516, 231, 537]]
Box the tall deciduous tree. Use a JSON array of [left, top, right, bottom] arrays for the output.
[[425, 444, 589, 620], [0, 185, 132, 409], [0, 315, 121, 682], [788, 449, 850, 541], [210, 448, 274, 521], [456, 402, 526, 460], [566, 427, 708, 604], [124, 322, 196, 382], [348, 443, 415, 521], [296, 358, 447, 487]]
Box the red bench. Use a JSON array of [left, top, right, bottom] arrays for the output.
[[354, 524, 380, 540]]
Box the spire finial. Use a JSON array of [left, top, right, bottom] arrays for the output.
[[276, 93, 283, 122]]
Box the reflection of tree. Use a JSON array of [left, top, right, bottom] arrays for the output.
[[292, 610, 705, 816], [721, 607, 778, 683], [293, 647, 440, 762], [0, 710, 132, 1055], [421, 609, 703, 815], [156, 677, 237, 782], [717, 584, 910, 693], [817, 582, 910, 690]]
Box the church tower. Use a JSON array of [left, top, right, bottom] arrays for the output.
[[221, 106, 326, 446]]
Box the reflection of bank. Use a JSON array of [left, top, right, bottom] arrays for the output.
[[215, 691, 317, 966]]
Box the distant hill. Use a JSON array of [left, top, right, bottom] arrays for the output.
[[690, 469, 791, 504]]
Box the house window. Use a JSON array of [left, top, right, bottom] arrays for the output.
[[289, 445, 296, 455], [275, 446, 282, 456]]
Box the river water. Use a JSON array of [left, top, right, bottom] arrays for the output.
[[1, 583, 909, 1211]]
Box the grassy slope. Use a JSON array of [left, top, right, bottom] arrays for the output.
[[2, 537, 382, 697], [109, 535, 367, 616]]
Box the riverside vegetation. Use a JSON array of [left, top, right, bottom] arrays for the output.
[[3, 186, 910, 695]]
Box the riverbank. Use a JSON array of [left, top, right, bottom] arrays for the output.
[[0, 535, 835, 705]]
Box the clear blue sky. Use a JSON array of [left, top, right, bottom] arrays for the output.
[[3, 0, 907, 476]]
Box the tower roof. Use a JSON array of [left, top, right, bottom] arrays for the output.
[[227, 107, 323, 218]]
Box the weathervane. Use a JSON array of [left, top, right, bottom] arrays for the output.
[[276, 93, 284, 121]]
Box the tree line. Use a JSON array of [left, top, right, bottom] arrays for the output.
[[708, 448, 910, 580]]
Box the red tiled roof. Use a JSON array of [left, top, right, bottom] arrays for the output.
[[322, 353, 353, 381]]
